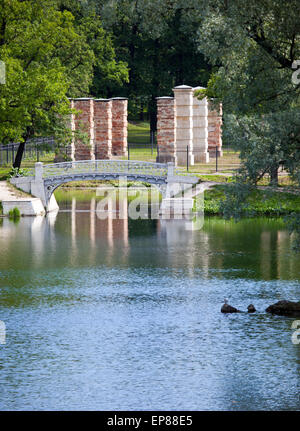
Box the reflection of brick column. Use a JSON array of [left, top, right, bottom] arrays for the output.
[[73, 98, 94, 160], [208, 100, 223, 157], [156, 97, 177, 164], [111, 97, 128, 156], [193, 87, 209, 163], [94, 99, 112, 159], [173, 85, 194, 166]]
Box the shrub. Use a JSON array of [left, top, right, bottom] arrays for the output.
[[9, 167, 32, 178], [8, 207, 21, 220]]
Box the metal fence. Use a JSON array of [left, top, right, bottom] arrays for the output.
[[127, 141, 240, 173], [0, 137, 56, 166], [1, 134, 240, 174]]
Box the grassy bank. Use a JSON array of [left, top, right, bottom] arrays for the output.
[[0, 167, 11, 181], [204, 185, 300, 216], [128, 121, 150, 144]]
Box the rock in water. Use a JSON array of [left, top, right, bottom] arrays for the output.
[[266, 300, 300, 317], [221, 303, 240, 313], [247, 304, 256, 313]]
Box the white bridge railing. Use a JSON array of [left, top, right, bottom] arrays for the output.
[[40, 160, 172, 179]]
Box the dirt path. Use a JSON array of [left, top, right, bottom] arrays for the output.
[[0, 181, 32, 201]]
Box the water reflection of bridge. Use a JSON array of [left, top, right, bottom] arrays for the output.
[[0, 204, 298, 280]]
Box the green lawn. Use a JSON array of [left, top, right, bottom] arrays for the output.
[[204, 185, 300, 216], [128, 121, 151, 144], [127, 121, 242, 172], [0, 167, 11, 181]]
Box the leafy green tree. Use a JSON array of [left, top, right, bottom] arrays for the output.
[[198, 0, 300, 185], [197, 0, 300, 246], [98, 0, 211, 130], [56, 0, 128, 97], [0, 0, 128, 167]]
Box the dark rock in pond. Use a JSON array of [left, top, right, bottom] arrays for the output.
[[247, 304, 256, 313], [266, 300, 300, 317], [221, 303, 240, 313]]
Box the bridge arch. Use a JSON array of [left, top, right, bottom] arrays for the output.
[[44, 172, 168, 204], [41, 160, 170, 205]]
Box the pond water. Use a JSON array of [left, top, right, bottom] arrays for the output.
[[0, 189, 299, 411]]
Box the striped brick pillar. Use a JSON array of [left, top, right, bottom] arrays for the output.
[[156, 97, 177, 164], [73, 98, 94, 160], [67, 98, 75, 161], [193, 87, 209, 163], [173, 85, 194, 166], [111, 97, 128, 156], [208, 100, 223, 157], [94, 99, 112, 160]]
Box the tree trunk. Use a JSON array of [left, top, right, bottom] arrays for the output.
[[13, 128, 32, 168], [149, 98, 157, 134], [269, 165, 279, 187], [139, 101, 144, 121], [13, 141, 25, 169]]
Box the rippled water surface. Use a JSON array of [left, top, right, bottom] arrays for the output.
[[0, 190, 299, 410]]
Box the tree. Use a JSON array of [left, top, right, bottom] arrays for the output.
[[198, 0, 300, 186], [196, 0, 300, 246], [0, 0, 128, 167], [55, 0, 128, 97], [98, 0, 211, 131]]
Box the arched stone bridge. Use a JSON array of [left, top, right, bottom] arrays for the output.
[[11, 160, 198, 211]]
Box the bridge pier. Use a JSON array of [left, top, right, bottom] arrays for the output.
[[31, 162, 59, 212], [10, 162, 59, 213]]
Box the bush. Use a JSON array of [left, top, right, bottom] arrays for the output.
[[8, 207, 21, 220], [9, 167, 32, 178]]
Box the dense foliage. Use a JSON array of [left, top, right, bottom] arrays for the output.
[[195, 0, 300, 246], [0, 0, 128, 166], [97, 0, 211, 129]]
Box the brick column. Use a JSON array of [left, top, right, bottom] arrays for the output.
[[73, 98, 94, 160], [156, 97, 177, 164], [173, 85, 194, 166], [193, 87, 209, 163], [94, 99, 112, 159], [66, 98, 75, 161], [111, 97, 128, 156], [208, 100, 223, 157]]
